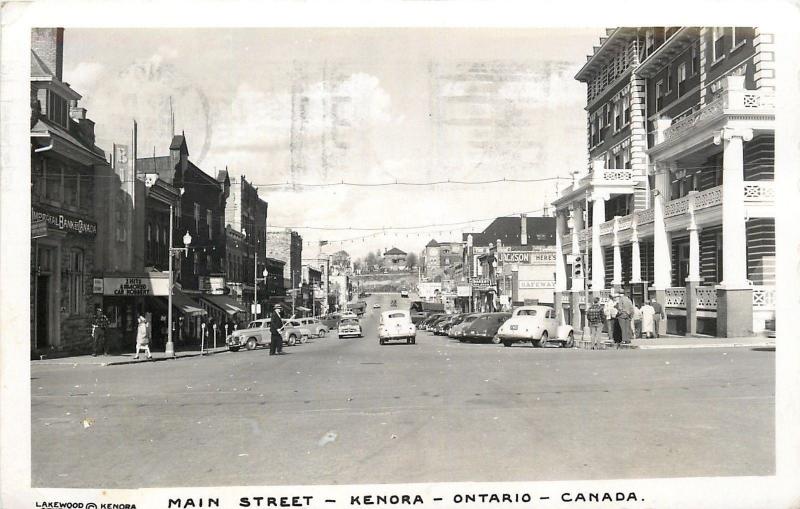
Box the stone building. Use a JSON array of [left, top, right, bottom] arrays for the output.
[[265, 228, 303, 291]]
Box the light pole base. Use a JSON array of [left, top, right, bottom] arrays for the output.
[[164, 341, 176, 358]]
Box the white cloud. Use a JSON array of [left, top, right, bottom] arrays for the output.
[[64, 62, 105, 93]]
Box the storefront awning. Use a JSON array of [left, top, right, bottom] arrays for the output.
[[166, 288, 207, 316], [200, 294, 247, 316]]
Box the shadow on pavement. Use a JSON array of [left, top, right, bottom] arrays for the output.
[[751, 346, 775, 352]]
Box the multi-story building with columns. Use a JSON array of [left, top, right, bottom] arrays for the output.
[[553, 26, 775, 337]]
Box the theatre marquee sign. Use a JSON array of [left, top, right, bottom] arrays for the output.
[[100, 276, 170, 296]]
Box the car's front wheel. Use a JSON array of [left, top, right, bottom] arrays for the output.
[[318, 328, 328, 338], [246, 337, 257, 350], [563, 331, 575, 348], [287, 335, 297, 346]]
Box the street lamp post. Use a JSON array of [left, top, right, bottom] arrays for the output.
[[166, 207, 191, 358], [256, 267, 268, 318]]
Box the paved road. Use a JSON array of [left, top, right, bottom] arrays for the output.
[[31, 293, 775, 488]]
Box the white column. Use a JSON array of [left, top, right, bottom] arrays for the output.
[[591, 193, 606, 291], [715, 127, 753, 289], [611, 216, 622, 287], [653, 164, 672, 290], [630, 215, 642, 284], [686, 191, 701, 282], [554, 212, 567, 292]]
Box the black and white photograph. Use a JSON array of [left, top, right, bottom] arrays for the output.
[[2, 2, 800, 508]]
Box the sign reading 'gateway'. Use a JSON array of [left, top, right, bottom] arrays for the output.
[[498, 251, 556, 264], [31, 207, 97, 236]]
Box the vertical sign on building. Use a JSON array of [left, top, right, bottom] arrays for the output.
[[113, 144, 134, 268]]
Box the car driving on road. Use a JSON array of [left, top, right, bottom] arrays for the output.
[[296, 317, 328, 338], [337, 317, 363, 338], [496, 305, 574, 348], [378, 309, 416, 345]]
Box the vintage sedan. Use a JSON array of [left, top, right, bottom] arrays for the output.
[[296, 317, 329, 338], [378, 310, 417, 345], [226, 319, 271, 351], [496, 305, 574, 348], [448, 313, 481, 340], [463, 313, 512, 343], [337, 318, 363, 338]]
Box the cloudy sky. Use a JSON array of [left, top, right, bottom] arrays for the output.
[[64, 28, 602, 259]]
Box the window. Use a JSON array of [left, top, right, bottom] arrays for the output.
[[613, 100, 621, 131], [666, 66, 672, 93], [207, 254, 213, 273], [691, 44, 699, 75], [623, 98, 630, 125], [677, 63, 688, 96], [66, 249, 84, 315], [194, 203, 200, 233], [712, 27, 725, 62], [645, 28, 655, 56], [46, 91, 69, 128], [43, 160, 61, 202], [655, 80, 664, 110], [207, 209, 213, 239], [731, 27, 746, 48], [193, 252, 198, 275], [63, 168, 79, 207]]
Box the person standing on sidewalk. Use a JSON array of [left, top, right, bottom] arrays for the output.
[[632, 303, 642, 339], [650, 299, 665, 338], [586, 297, 605, 350], [615, 293, 634, 345], [603, 296, 618, 343], [641, 300, 656, 338], [269, 304, 285, 356], [133, 313, 152, 360], [91, 306, 110, 357]]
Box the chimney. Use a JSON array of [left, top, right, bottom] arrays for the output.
[[520, 213, 527, 245], [31, 28, 64, 80]]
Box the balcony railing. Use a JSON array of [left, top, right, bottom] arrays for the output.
[[665, 287, 686, 308], [664, 194, 691, 218], [752, 286, 775, 309], [579, 168, 634, 187], [743, 181, 775, 202], [599, 220, 614, 236]]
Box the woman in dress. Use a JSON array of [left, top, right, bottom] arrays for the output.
[[640, 300, 656, 339], [134, 313, 152, 360]]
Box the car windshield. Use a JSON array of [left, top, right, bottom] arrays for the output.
[[341, 319, 359, 325]]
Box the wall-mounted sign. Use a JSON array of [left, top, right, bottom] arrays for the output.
[[499, 251, 557, 265], [31, 218, 48, 239], [518, 280, 555, 289], [199, 276, 226, 294], [31, 207, 97, 236], [93, 278, 104, 294], [456, 285, 472, 297], [103, 275, 169, 296], [470, 277, 491, 291]]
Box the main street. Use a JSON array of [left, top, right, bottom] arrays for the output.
[[31, 293, 774, 488]]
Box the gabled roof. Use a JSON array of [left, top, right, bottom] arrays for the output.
[[425, 239, 439, 247], [136, 155, 176, 184], [384, 247, 407, 256], [217, 169, 229, 183], [170, 135, 188, 153]]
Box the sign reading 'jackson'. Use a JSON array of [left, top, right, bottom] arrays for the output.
[[31, 207, 97, 236], [499, 251, 556, 264]]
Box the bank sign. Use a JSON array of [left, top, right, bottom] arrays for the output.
[[498, 251, 556, 265], [31, 207, 97, 236], [102, 276, 169, 296]]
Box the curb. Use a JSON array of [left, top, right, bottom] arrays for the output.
[[34, 349, 230, 367], [636, 342, 775, 350]]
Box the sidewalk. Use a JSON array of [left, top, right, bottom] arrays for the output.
[[32, 346, 230, 367], [576, 330, 775, 350]]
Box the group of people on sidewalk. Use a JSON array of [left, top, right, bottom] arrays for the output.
[[586, 293, 666, 349]]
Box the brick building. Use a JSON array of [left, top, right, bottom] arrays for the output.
[[553, 27, 776, 336], [382, 247, 407, 271], [265, 228, 303, 292]]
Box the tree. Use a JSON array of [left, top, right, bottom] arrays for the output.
[[406, 252, 418, 269], [352, 258, 363, 274], [364, 252, 377, 272], [331, 250, 351, 271]]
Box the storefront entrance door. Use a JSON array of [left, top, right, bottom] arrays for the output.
[[36, 274, 50, 349]]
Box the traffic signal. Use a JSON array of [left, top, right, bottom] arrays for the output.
[[572, 255, 584, 279]]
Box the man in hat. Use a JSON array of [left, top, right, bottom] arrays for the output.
[[91, 306, 110, 356], [269, 303, 285, 355]]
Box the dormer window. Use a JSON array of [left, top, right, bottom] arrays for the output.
[[46, 90, 68, 128]]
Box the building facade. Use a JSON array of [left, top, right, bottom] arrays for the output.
[[382, 247, 407, 271], [30, 28, 110, 357], [265, 229, 303, 291], [553, 26, 775, 337]]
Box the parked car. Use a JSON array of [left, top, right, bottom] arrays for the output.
[[373, 303, 381, 309], [282, 319, 313, 345], [319, 313, 341, 330], [378, 310, 417, 345], [434, 314, 462, 336], [340, 311, 358, 320], [428, 315, 452, 334], [449, 313, 481, 340], [337, 318, 363, 338], [400, 290, 409, 298], [296, 317, 328, 338], [496, 306, 574, 348], [419, 313, 444, 331], [226, 319, 271, 351], [463, 313, 512, 343]]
